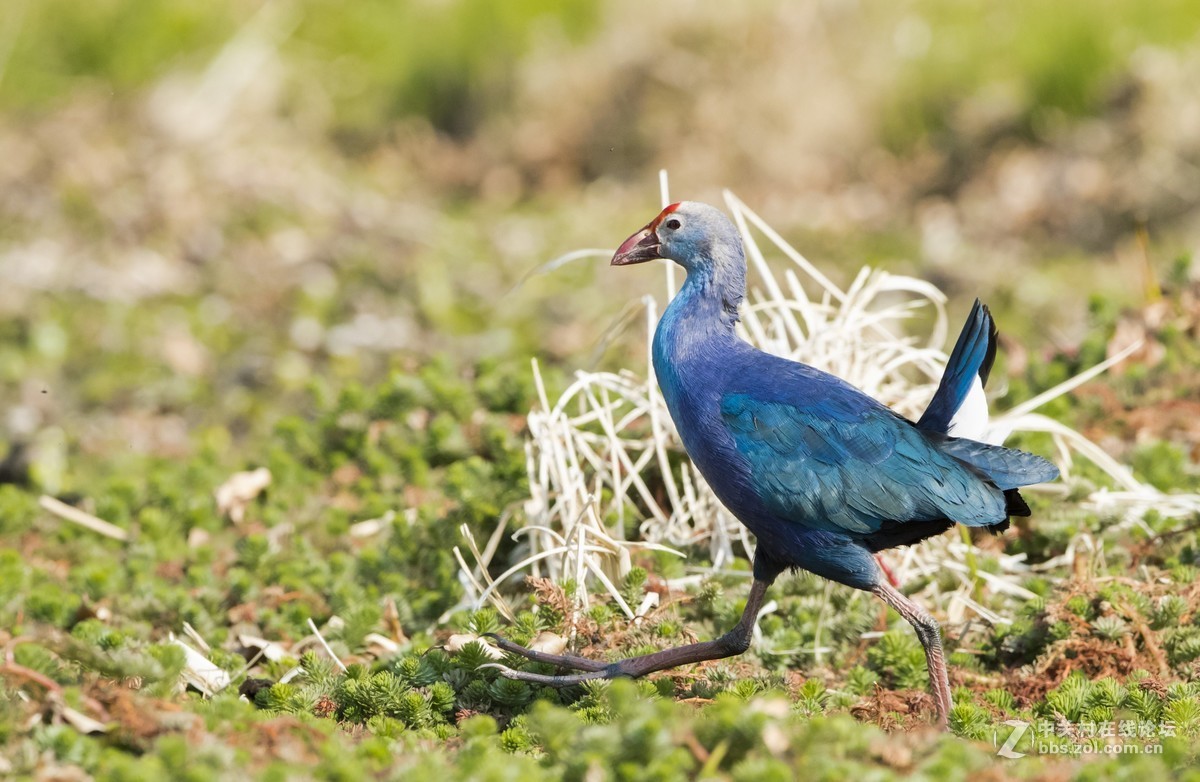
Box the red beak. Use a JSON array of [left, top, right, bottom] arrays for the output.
[[611, 226, 660, 266]]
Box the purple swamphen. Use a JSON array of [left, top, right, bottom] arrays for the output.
[[489, 202, 1059, 728]]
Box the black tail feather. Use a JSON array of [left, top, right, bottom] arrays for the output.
[[863, 489, 1029, 553], [1004, 488, 1031, 517], [863, 518, 954, 552]]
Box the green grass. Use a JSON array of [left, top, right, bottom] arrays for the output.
[[1, 0, 598, 140], [877, 0, 1200, 152], [1, 0, 241, 108]]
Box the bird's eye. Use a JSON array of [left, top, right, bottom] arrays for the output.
[[665, 218, 682, 230]]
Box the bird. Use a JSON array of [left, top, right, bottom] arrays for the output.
[[487, 201, 1059, 729]]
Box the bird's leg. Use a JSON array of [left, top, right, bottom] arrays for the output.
[[483, 579, 772, 686], [872, 581, 952, 730], [874, 553, 901, 588]]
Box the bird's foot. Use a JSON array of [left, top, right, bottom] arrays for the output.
[[478, 633, 621, 687], [480, 633, 609, 672], [476, 580, 774, 689], [478, 663, 616, 687]]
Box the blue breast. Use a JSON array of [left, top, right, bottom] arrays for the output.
[[651, 280, 883, 588]]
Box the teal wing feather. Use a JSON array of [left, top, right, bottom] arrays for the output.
[[720, 392, 1008, 539]]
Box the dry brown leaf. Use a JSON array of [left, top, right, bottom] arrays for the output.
[[215, 467, 271, 523], [528, 632, 567, 656]]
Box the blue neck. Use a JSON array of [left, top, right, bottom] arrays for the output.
[[652, 266, 743, 388], [650, 266, 751, 507]]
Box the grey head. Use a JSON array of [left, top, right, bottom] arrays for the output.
[[611, 201, 746, 316]]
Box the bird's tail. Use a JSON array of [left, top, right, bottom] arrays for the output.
[[917, 299, 997, 439], [937, 436, 1060, 491], [917, 299, 1058, 518]]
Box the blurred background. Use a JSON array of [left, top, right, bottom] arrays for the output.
[[2, 0, 1199, 478]]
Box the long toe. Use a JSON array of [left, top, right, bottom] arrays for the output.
[[481, 633, 609, 672], [479, 663, 612, 687]]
